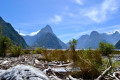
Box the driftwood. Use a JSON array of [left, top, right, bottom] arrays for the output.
[[96, 66, 112, 80], [68, 75, 80, 80], [113, 72, 120, 80]]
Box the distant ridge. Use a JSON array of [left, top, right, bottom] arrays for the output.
[[76, 31, 120, 49]]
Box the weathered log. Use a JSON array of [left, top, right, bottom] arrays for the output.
[[96, 66, 112, 80], [68, 75, 80, 80], [113, 72, 120, 80]]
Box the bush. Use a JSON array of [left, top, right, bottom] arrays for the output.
[[72, 49, 102, 79], [9, 45, 23, 57], [32, 47, 43, 54], [69, 39, 78, 63], [23, 49, 31, 54], [98, 42, 115, 56], [0, 36, 12, 57]]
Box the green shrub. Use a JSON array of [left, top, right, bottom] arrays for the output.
[[71, 49, 102, 79], [69, 39, 78, 63], [9, 45, 23, 57], [23, 49, 30, 54], [98, 42, 115, 56], [32, 47, 43, 54], [0, 35, 12, 57]]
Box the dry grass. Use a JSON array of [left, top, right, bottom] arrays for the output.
[[24, 48, 119, 79]]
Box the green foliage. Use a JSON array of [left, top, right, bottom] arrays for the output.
[[39, 49, 70, 62], [69, 38, 77, 50], [9, 45, 23, 57], [98, 42, 115, 56], [23, 49, 31, 54], [72, 49, 102, 79], [32, 47, 43, 54], [34, 48, 103, 79], [0, 35, 12, 57], [112, 61, 120, 69], [69, 39, 78, 63]]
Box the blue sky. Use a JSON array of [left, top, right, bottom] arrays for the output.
[[0, 0, 120, 43]]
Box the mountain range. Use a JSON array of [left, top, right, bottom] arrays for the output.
[[1, 16, 120, 49], [23, 26, 120, 49], [23, 25, 67, 49], [0, 17, 27, 48], [76, 31, 120, 49]]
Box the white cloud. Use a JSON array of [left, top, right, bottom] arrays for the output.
[[50, 15, 62, 24], [30, 30, 40, 36], [106, 30, 120, 35], [19, 33, 27, 36], [19, 30, 40, 36], [75, 0, 83, 5], [85, 0, 120, 23]]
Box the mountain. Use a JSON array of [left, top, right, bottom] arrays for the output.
[[0, 17, 27, 48], [33, 32, 62, 49], [77, 31, 120, 49], [85, 31, 107, 49], [115, 40, 120, 49], [76, 35, 89, 49], [23, 25, 53, 46], [23, 25, 67, 49]]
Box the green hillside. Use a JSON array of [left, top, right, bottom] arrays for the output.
[[0, 17, 27, 48]]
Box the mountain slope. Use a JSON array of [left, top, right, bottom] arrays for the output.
[[76, 35, 89, 49], [85, 31, 107, 49], [115, 40, 120, 49], [0, 17, 27, 48], [33, 32, 62, 49], [23, 25, 67, 49]]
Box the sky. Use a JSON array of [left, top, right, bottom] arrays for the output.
[[0, 0, 120, 43]]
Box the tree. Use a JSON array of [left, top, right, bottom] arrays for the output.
[[0, 26, 12, 57], [9, 45, 23, 57], [69, 38, 77, 52], [99, 42, 115, 66], [99, 42, 115, 56], [0, 36, 12, 57], [69, 38, 78, 63]]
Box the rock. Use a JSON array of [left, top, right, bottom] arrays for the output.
[[0, 64, 49, 80], [1, 60, 9, 65], [35, 59, 40, 64]]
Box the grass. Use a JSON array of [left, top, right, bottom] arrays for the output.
[[37, 49, 103, 79], [112, 50, 120, 54]]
